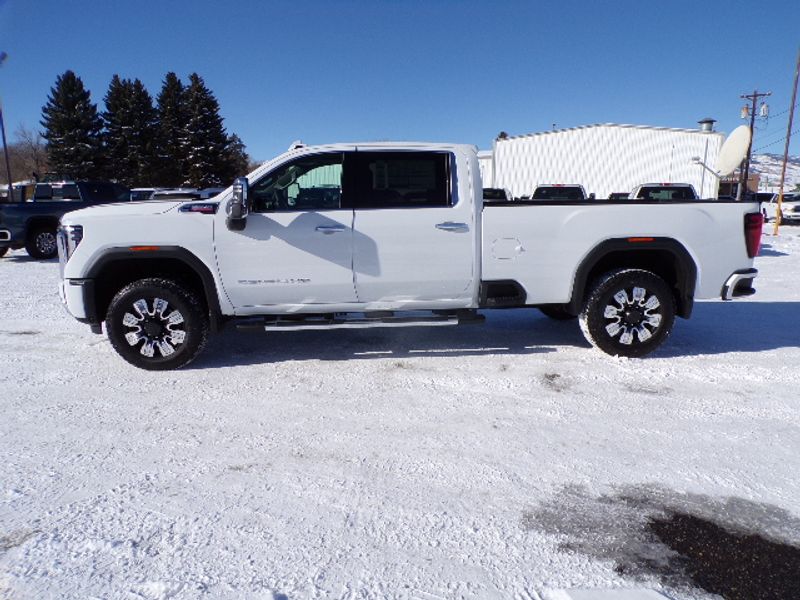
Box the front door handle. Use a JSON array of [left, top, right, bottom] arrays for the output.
[[315, 225, 347, 234], [435, 221, 469, 233]]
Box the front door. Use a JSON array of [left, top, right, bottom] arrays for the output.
[[215, 152, 357, 312]]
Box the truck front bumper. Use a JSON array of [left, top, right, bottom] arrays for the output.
[[721, 268, 758, 301], [60, 278, 100, 329]]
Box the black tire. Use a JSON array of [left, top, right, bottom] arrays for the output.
[[0, 246, 8, 258], [106, 278, 209, 370], [25, 225, 59, 259], [579, 268, 675, 358], [539, 305, 577, 320], [762, 209, 770, 223]]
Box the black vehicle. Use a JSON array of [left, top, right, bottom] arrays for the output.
[[482, 187, 512, 201], [0, 181, 130, 259]]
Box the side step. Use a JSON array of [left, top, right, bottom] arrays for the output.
[[235, 310, 484, 332]]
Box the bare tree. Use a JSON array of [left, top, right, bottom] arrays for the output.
[[0, 126, 50, 192]]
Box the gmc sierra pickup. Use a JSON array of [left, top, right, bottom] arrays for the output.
[[57, 142, 763, 369]]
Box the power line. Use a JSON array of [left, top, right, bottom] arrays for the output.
[[753, 127, 800, 153]]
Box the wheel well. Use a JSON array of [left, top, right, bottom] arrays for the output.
[[26, 217, 60, 237], [569, 242, 697, 319], [93, 258, 210, 324]]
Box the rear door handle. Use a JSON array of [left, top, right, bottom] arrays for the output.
[[435, 221, 469, 233], [315, 225, 347, 234]]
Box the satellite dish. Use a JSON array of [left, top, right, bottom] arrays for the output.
[[716, 125, 751, 177]]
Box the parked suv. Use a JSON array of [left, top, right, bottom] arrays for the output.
[[762, 192, 800, 223]]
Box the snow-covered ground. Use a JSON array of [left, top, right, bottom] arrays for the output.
[[1, 228, 799, 600]]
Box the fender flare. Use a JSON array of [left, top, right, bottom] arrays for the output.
[[566, 237, 697, 318], [84, 246, 225, 330]]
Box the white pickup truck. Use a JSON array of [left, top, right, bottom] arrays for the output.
[[57, 142, 763, 370]]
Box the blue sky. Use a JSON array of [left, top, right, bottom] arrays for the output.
[[1, 0, 799, 163]]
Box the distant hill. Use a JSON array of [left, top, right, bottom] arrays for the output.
[[750, 153, 800, 192]]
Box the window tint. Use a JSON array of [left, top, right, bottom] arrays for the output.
[[54, 184, 80, 200], [353, 152, 450, 208], [638, 187, 696, 201], [34, 184, 53, 200], [532, 186, 585, 200], [251, 153, 343, 212]]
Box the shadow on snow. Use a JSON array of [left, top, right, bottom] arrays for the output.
[[187, 299, 799, 369]]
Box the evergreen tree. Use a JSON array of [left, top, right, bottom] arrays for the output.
[[154, 72, 188, 187], [40, 70, 104, 179], [183, 73, 230, 188], [128, 79, 159, 185], [103, 76, 158, 186], [222, 133, 251, 180]]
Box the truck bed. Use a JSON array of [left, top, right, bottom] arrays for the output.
[[481, 198, 760, 305]]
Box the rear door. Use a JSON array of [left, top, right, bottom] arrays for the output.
[[348, 150, 475, 308]]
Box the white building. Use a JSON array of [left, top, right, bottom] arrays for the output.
[[479, 122, 724, 199]]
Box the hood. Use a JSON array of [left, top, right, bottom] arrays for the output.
[[60, 200, 184, 223]]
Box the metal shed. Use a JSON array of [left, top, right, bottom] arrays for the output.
[[479, 123, 725, 199]]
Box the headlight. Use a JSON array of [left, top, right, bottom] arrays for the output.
[[57, 224, 83, 266]]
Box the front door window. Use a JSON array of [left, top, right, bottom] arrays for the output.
[[251, 154, 344, 212]]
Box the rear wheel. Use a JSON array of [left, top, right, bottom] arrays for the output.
[[579, 268, 675, 358], [26, 225, 58, 259], [0, 246, 8, 258], [106, 278, 209, 370]]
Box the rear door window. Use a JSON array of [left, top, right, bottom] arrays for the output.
[[350, 152, 450, 209]]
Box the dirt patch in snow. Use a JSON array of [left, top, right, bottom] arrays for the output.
[[524, 484, 800, 599]]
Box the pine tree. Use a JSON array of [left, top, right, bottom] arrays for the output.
[[128, 79, 159, 185], [103, 76, 158, 186], [154, 72, 188, 187], [40, 70, 104, 179], [223, 133, 251, 180], [183, 73, 230, 188]]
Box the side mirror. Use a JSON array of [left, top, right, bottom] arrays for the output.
[[226, 177, 249, 231]]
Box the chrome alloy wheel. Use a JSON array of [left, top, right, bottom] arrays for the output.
[[122, 297, 186, 357], [602, 286, 663, 345]]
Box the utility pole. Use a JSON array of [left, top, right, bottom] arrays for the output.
[[737, 89, 771, 201], [0, 51, 13, 202], [773, 46, 800, 235]]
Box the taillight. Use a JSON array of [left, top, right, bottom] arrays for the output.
[[744, 212, 763, 258]]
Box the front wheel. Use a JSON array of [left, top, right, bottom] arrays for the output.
[[26, 225, 58, 259], [579, 269, 675, 358], [106, 278, 209, 370]]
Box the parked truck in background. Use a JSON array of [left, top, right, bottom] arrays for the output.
[[57, 142, 763, 369], [530, 184, 588, 200], [1, 181, 130, 259], [629, 183, 698, 201]]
